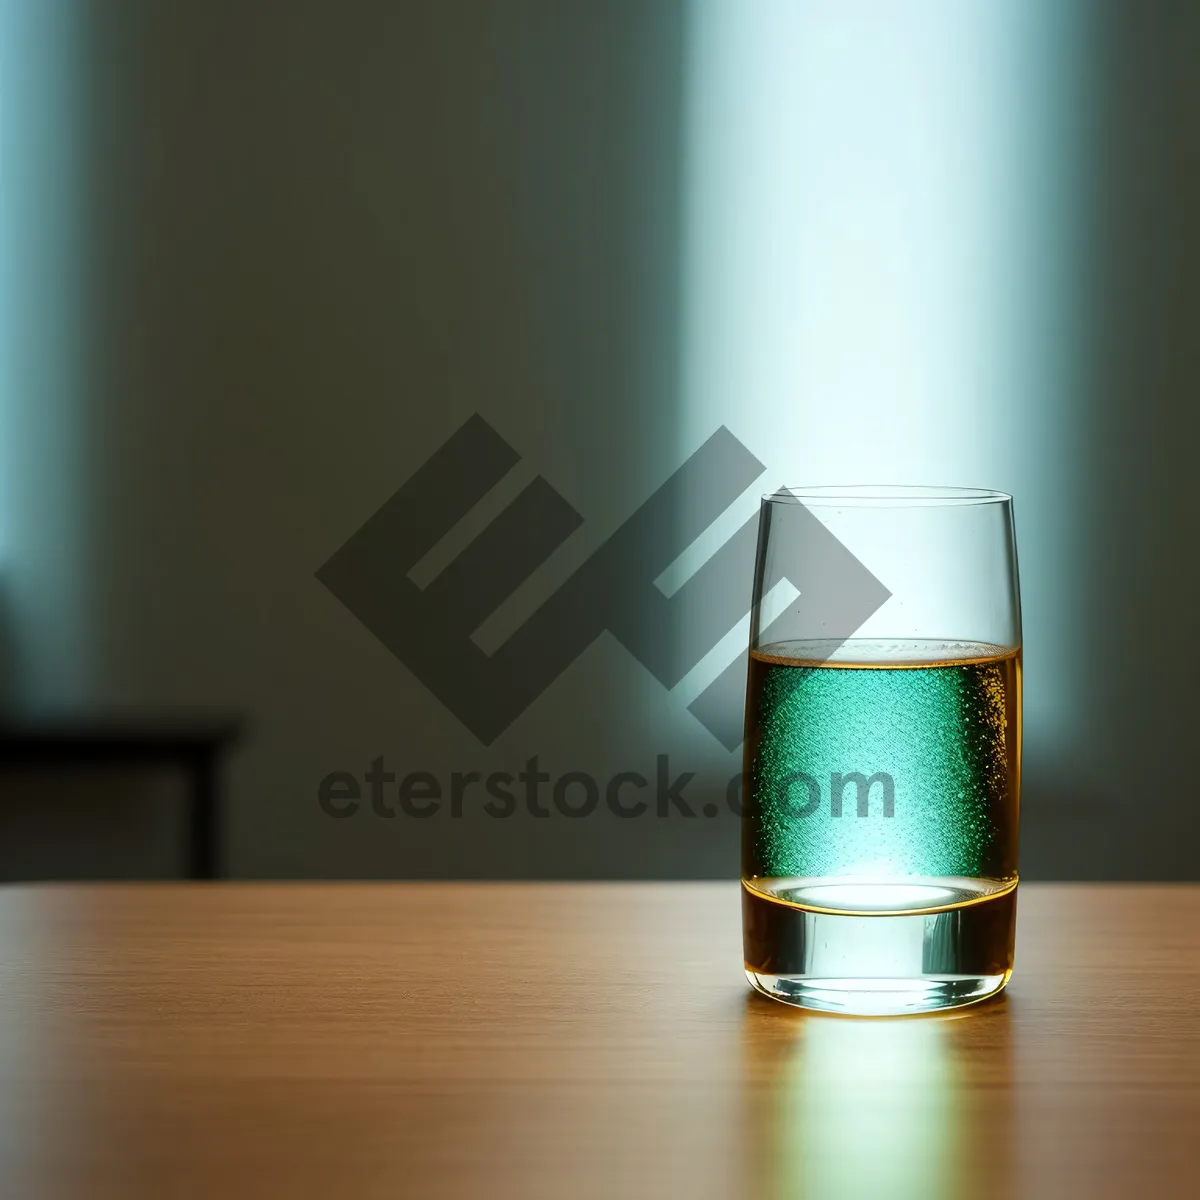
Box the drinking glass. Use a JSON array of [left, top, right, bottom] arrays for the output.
[[741, 486, 1021, 1015]]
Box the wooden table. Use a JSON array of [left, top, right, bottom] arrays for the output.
[[0, 883, 1196, 1198]]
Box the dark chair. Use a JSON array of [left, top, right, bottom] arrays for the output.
[[0, 718, 240, 880]]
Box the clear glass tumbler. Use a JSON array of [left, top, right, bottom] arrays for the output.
[[741, 486, 1021, 1015]]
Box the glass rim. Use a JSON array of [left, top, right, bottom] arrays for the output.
[[763, 484, 1012, 508]]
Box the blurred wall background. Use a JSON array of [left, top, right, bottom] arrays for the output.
[[0, 0, 1196, 879]]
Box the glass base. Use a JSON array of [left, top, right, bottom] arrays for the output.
[[742, 877, 1017, 1016], [746, 969, 1011, 1015]]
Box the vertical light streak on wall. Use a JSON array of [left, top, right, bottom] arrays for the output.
[[680, 1, 1085, 750], [0, 0, 89, 704]]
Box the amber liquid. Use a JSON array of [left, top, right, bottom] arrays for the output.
[[741, 639, 1020, 1014]]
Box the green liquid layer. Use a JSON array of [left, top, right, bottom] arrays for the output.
[[742, 643, 1020, 882]]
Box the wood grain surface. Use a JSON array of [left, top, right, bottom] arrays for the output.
[[0, 882, 1196, 1198]]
